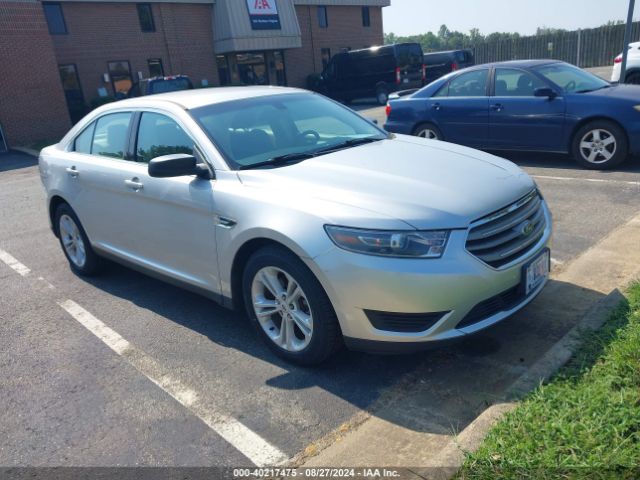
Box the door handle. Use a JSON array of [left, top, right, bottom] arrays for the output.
[[124, 178, 144, 191], [65, 166, 79, 178], [431, 103, 441, 111], [490, 103, 504, 112]]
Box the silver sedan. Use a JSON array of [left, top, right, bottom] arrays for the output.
[[39, 87, 552, 365]]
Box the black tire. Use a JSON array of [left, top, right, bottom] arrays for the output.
[[413, 122, 443, 141], [571, 120, 628, 170], [625, 72, 640, 85], [375, 86, 389, 105], [54, 203, 103, 276], [242, 246, 342, 365]]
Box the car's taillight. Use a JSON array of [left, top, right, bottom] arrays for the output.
[[452, 62, 458, 71], [385, 103, 392, 116], [614, 55, 623, 64], [421, 64, 426, 82], [395, 67, 401, 85]]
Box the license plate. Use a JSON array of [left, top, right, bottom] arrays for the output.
[[525, 249, 550, 295]]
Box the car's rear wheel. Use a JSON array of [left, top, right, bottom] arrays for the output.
[[376, 86, 389, 105], [571, 120, 628, 170], [242, 246, 342, 365], [413, 123, 443, 141], [625, 72, 640, 84], [55, 203, 102, 276]]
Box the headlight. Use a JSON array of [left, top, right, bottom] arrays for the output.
[[324, 226, 449, 258], [634, 105, 640, 112]]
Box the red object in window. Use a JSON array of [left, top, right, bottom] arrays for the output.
[[385, 103, 391, 116], [421, 64, 426, 82], [614, 55, 623, 64], [395, 67, 401, 84], [451, 63, 459, 71]]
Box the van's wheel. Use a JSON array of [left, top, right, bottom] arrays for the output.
[[376, 86, 389, 105], [54, 203, 102, 276], [571, 120, 628, 170], [625, 72, 640, 84], [413, 123, 443, 140], [242, 246, 343, 366]]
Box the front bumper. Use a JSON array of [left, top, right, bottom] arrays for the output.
[[307, 201, 552, 350]]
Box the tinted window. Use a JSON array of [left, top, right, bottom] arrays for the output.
[[318, 6, 328, 28], [43, 3, 67, 34], [137, 4, 155, 32], [495, 69, 545, 96], [91, 113, 132, 159], [447, 69, 488, 97], [396, 44, 422, 69], [74, 123, 95, 154], [136, 113, 194, 163], [191, 93, 386, 169]]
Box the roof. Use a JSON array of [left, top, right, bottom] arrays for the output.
[[471, 59, 562, 69], [115, 86, 306, 110]]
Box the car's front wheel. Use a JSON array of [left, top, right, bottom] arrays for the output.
[[571, 120, 628, 170], [54, 203, 102, 275], [242, 246, 342, 365]]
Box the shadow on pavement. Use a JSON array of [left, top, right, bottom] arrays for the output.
[[494, 150, 640, 173], [80, 260, 608, 436], [0, 151, 38, 172]]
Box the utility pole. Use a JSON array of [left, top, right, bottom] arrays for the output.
[[620, 0, 636, 83]]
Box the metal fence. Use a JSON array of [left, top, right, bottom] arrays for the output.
[[472, 21, 640, 68]]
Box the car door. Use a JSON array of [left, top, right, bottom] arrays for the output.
[[427, 69, 490, 146], [488, 68, 566, 150], [110, 111, 220, 291]]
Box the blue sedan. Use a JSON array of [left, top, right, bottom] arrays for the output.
[[384, 60, 640, 169]]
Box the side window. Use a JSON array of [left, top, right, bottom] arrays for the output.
[[495, 69, 546, 97], [91, 113, 132, 159], [433, 83, 449, 98], [136, 112, 194, 163], [447, 69, 489, 97], [74, 122, 95, 154]]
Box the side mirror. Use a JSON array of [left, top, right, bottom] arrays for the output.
[[534, 87, 557, 99], [148, 154, 211, 179]]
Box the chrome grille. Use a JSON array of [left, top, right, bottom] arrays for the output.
[[466, 190, 546, 268]]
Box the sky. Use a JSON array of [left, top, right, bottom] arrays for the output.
[[383, 0, 639, 36]]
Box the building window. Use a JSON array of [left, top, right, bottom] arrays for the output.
[[318, 6, 328, 28], [137, 4, 155, 32], [108, 61, 133, 96], [43, 3, 67, 35], [362, 6, 371, 27], [321, 48, 331, 69], [217, 55, 231, 86], [58, 64, 86, 123], [148, 58, 164, 77]]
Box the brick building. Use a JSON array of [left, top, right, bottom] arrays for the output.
[[0, 0, 388, 148]]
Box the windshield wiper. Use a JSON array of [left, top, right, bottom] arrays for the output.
[[313, 137, 384, 155], [237, 152, 316, 170], [575, 85, 611, 94]]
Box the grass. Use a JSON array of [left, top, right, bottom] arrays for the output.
[[458, 282, 640, 479]]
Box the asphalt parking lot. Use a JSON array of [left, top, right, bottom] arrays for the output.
[[1, 144, 639, 467]]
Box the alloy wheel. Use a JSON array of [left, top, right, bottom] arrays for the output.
[[251, 266, 313, 352], [417, 128, 440, 140], [579, 129, 617, 164], [59, 214, 87, 268]]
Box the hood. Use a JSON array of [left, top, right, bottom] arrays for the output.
[[582, 84, 640, 101], [237, 135, 535, 230]]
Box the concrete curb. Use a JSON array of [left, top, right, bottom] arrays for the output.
[[12, 147, 40, 158], [298, 211, 640, 475]]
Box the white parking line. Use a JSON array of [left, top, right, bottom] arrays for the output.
[[0, 248, 31, 276], [533, 175, 640, 186], [57, 299, 288, 467]]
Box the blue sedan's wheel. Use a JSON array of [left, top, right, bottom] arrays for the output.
[[572, 120, 628, 170], [414, 123, 443, 141]]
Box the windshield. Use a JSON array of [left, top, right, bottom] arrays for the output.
[[533, 63, 609, 93], [190, 93, 387, 169]]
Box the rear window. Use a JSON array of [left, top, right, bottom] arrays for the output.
[[455, 51, 466, 63], [396, 44, 423, 68], [149, 78, 192, 94], [423, 52, 450, 65]]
